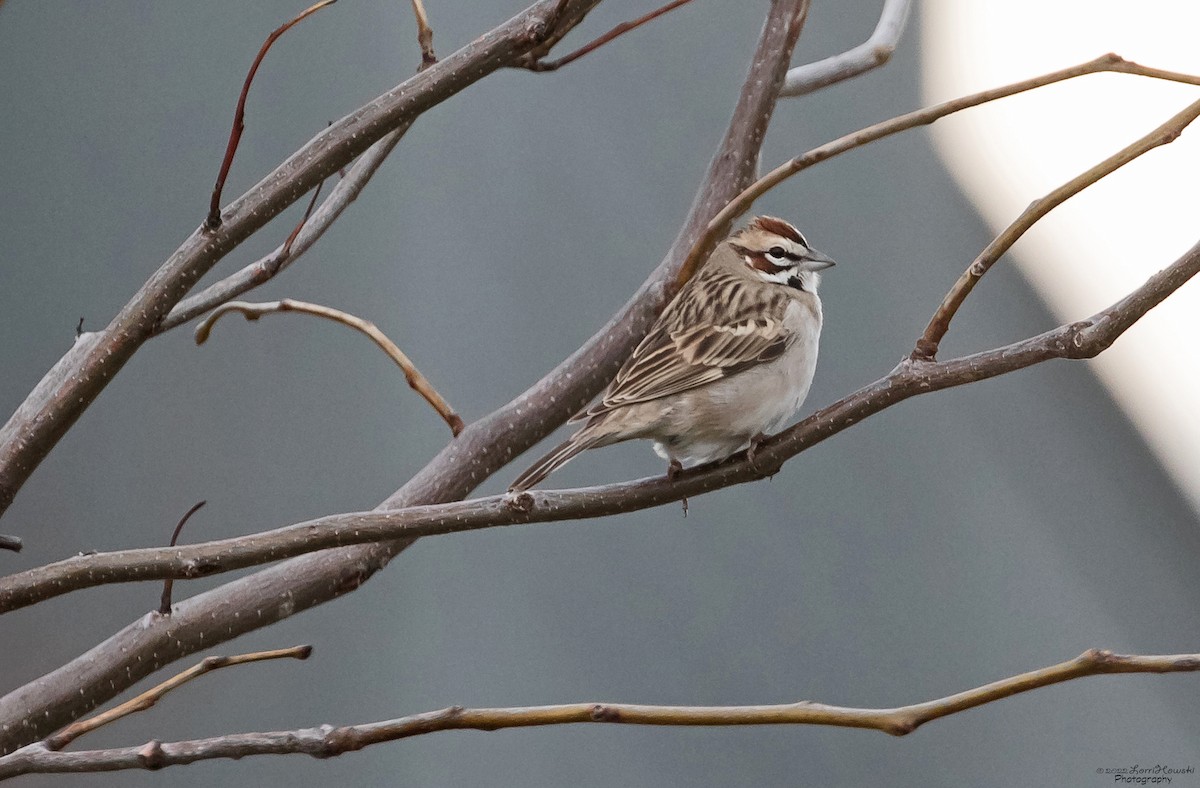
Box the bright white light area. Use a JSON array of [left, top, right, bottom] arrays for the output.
[[922, 1, 1200, 513]]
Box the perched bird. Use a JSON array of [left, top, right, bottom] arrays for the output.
[[509, 216, 835, 492]]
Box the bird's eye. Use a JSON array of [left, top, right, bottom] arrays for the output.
[[768, 246, 786, 259]]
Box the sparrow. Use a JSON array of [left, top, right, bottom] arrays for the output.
[[509, 216, 835, 492]]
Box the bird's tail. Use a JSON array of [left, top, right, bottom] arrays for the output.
[[509, 433, 601, 492]]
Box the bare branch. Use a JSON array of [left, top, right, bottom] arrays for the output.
[[0, 0, 602, 521], [2, 649, 1195, 778], [675, 54, 1200, 289], [411, 0, 436, 69], [0, 2, 810, 753], [158, 118, 412, 335], [781, 0, 912, 97], [4, 234, 1198, 611], [43, 646, 311, 752], [913, 94, 1200, 359], [523, 0, 696, 72], [0, 535, 20, 553], [207, 0, 340, 229], [194, 299, 464, 436]]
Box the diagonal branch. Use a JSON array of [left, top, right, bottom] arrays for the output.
[[193, 299, 464, 436], [0, 1, 810, 753], [912, 94, 1200, 359], [4, 235, 1198, 611], [1, 649, 1195, 778], [781, 0, 912, 97]]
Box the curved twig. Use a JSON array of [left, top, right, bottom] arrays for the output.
[[781, 0, 912, 97], [2, 649, 1195, 778], [158, 500, 207, 614], [207, 0, 340, 229], [194, 299, 464, 436], [4, 235, 1198, 612]]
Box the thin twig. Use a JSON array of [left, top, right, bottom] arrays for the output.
[[780, 0, 912, 97], [674, 53, 1200, 289], [0, 535, 20, 554], [5, 234, 1199, 609], [410, 0, 436, 69], [206, 0, 339, 229], [194, 299, 464, 436], [2, 649, 1195, 778], [523, 0, 696, 71], [159, 501, 207, 615], [279, 180, 325, 260], [43, 645, 312, 752], [912, 95, 1200, 360]]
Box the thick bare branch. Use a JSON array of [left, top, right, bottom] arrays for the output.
[[4, 235, 1198, 611], [44, 646, 311, 751], [193, 299, 464, 436], [781, 0, 912, 97], [0, 1, 810, 753], [0, 0, 602, 521], [2, 649, 1194, 779]]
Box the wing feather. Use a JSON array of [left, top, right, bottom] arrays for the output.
[[586, 269, 794, 416]]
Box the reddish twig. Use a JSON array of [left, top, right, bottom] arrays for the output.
[[194, 299, 465, 436], [279, 179, 325, 260], [523, 0, 696, 71], [3, 650, 1196, 778], [42, 645, 312, 752], [158, 500, 207, 615], [206, 0, 339, 229]]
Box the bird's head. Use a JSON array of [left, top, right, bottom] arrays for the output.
[[729, 216, 835, 293]]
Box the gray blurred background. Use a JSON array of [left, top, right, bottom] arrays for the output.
[[2, 2, 1198, 786]]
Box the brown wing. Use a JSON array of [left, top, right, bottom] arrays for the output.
[[584, 269, 794, 417]]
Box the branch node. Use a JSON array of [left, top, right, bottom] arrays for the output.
[[590, 703, 620, 722], [137, 739, 167, 770], [504, 490, 535, 513]]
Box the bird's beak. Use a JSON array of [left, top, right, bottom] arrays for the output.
[[799, 248, 836, 272]]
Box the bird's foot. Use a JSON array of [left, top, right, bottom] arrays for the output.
[[746, 433, 774, 477], [666, 459, 683, 481]]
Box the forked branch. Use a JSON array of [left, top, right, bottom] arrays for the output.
[[1, 650, 1194, 779], [913, 94, 1200, 360], [674, 53, 1200, 289], [43, 646, 312, 752]]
